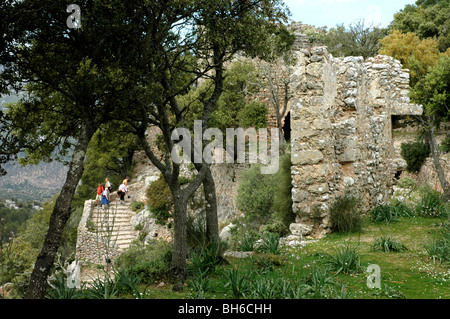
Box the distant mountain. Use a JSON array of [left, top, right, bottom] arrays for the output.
[[0, 91, 68, 203], [0, 160, 68, 203]]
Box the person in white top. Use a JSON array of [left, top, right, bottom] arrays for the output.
[[118, 183, 127, 204]]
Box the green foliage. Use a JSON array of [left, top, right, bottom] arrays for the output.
[[256, 232, 281, 255], [187, 240, 225, 276], [115, 240, 173, 285], [131, 201, 145, 213], [389, 0, 450, 52], [411, 55, 450, 124], [146, 175, 173, 225], [237, 149, 295, 229], [424, 225, 450, 263], [272, 151, 295, 228], [397, 176, 418, 189], [236, 164, 276, 226], [400, 140, 430, 173], [237, 101, 268, 129], [180, 61, 268, 133], [440, 136, 450, 153], [329, 193, 363, 233], [237, 231, 259, 252], [321, 19, 388, 58], [0, 200, 36, 242], [259, 219, 290, 238], [223, 267, 251, 298], [74, 123, 140, 206], [379, 30, 447, 85], [415, 186, 448, 218], [325, 243, 363, 275], [370, 202, 415, 224], [372, 235, 408, 252]]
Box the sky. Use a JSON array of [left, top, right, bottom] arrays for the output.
[[283, 0, 417, 29]]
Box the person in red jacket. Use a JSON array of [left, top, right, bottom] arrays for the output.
[[95, 182, 104, 206]]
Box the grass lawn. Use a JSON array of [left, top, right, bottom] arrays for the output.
[[141, 216, 449, 300]]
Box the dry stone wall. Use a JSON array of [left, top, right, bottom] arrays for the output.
[[289, 43, 422, 237]]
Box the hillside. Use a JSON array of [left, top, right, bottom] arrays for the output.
[[0, 161, 67, 202], [0, 92, 68, 203]]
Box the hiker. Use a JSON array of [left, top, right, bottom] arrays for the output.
[[117, 182, 128, 204], [123, 177, 130, 198], [101, 187, 110, 210], [95, 182, 104, 206], [105, 178, 112, 193]]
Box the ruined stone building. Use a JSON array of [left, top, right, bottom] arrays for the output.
[[285, 24, 423, 236]]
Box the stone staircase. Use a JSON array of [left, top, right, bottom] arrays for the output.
[[89, 199, 138, 253], [76, 193, 140, 284]]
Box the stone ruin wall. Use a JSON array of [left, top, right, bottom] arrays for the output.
[[288, 42, 422, 237]]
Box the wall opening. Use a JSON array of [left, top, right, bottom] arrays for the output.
[[282, 111, 291, 141]]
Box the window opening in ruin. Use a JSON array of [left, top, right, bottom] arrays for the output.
[[282, 111, 291, 141]]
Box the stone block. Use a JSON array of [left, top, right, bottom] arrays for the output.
[[289, 223, 313, 236], [292, 150, 324, 165]]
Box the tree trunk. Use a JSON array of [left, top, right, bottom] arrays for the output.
[[203, 167, 219, 245], [170, 189, 189, 290], [25, 124, 94, 299], [425, 125, 450, 202]]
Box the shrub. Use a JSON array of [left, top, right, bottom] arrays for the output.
[[256, 232, 281, 254], [146, 175, 173, 225], [372, 235, 408, 253], [223, 267, 251, 298], [439, 136, 450, 153], [397, 176, 417, 189], [237, 231, 259, 252], [415, 187, 448, 218], [400, 141, 430, 173], [188, 239, 225, 276], [238, 101, 268, 129], [425, 225, 450, 263], [325, 243, 363, 275], [271, 151, 295, 228], [131, 201, 145, 212], [370, 201, 414, 224], [329, 193, 362, 233], [259, 218, 290, 238], [115, 240, 173, 284], [236, 164, 275, 226]]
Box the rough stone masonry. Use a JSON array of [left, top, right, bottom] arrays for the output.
[[288, 30, 422, 237]]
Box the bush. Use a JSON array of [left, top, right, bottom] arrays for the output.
[[372, 235, 408, 253], [370, 201, 414, 224], [259, 219, 290, 238], [397, 176, 417, 190], [131, 201, 145, 212], [415, 187, 448, 218], [425, 234, 450, 264], [115, 240, 173, 284], [425, 224, 450, 263], [256, 231, 281, 254], [146, 175, 173, 225], [400, 141, 430, 173], [237, 101, 268, 129], [272, 151, 295, 228], [236, 164, 275, 226], [329, 193, 362, 233], [325, 243, 363, 275]]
